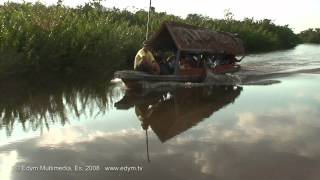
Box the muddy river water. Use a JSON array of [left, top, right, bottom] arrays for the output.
[[0, 44, 320, 180]]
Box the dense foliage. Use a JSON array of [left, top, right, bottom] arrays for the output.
[[298, 28, 320, 44], [185, 14, 300, 52], [0, 2, 300, 78]]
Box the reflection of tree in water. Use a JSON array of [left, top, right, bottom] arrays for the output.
[[0, 79, 124, 136], [116, 86, 242, 143]]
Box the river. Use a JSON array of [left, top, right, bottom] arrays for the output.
[[0, 44, 320, 180]]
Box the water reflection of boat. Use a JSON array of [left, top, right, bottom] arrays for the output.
[[114, 21, 245, 89], [115, 86, 242, 142]]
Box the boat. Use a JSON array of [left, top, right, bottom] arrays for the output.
[[114, 21, 245, 89]]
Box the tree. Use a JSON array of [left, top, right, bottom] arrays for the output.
[[224, 9, 234, 21]]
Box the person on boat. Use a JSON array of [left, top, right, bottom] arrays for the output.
[[226, 54, 240, 64], [154, 51, 172, 75], [166, 55, 176, 73], [214, 53, 240, 66], [180, 53, 192, 69], [134, 41, 160, 75]]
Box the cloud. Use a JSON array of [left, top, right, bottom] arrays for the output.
[[37, 127, 143, 149], [0, 151, 19, 180], [315, 94, 320, 102]]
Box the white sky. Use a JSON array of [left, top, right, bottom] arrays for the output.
[[1, 0, 320, 33]]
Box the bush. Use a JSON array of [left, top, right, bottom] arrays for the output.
[[299, 28, 320, 43]]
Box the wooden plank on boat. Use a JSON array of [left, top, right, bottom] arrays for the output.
[[114, 70, 203, 82]]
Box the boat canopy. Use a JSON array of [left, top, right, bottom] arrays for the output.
[[148, 21, 245, 55]]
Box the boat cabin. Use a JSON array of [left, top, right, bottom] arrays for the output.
[[148, 21, 245, 75]]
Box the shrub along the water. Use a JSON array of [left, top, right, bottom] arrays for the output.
[[0, 2, 300, 79], [298, 28, 320, 44]]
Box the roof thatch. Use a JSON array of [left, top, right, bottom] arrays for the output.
[[149, 21, 245, 55]]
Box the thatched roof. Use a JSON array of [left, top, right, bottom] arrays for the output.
[[149, 21, 245, 55]]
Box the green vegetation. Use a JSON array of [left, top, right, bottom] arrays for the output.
[[298, 28, 320, 44], [185, 12, 299, 52], [0, 2, 300, 79]]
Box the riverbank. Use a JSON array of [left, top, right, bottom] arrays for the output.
[[0, 2, 300, 79], [299, 28, 320, 44]]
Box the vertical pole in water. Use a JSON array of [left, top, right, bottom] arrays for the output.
[[146, 0, 152, 40], [146, 129, 151, 162], [174, 50, 181, 75]]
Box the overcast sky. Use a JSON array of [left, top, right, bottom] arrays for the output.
[[1, 0, 319, 33]]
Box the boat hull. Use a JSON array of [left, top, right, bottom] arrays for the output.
[[114, 64, 240, 89]]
